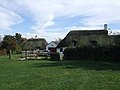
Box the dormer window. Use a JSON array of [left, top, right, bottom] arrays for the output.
[[72, 40, 78, 46]]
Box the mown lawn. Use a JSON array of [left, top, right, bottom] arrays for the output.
[[0, 55, 120, 90]]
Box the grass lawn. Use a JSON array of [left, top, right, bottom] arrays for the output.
[[0, 55, 120, 90]]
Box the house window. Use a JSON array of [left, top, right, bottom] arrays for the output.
[[60, 48, 63, 52], [51, 44, 53, 46], [72, 40, 78, 46], [90, 40, 97, 46]]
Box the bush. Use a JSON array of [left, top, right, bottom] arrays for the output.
[[63, 46, 120, 62], [15, 50, 22, 54], [0, 49, 6, 56], [50, 53, 60, 61]]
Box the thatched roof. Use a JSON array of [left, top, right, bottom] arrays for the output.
[[69, 30, 108, 35], [22, 38, 48, 50], [57, 30, 108, 48]]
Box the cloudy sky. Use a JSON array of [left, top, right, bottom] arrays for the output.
[[0, 0, 120, 42]]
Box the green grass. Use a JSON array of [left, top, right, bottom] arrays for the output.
[[0, 55, 120, 90]]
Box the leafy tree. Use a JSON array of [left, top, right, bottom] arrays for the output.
[[2, 35, 16, 50], [54, 38, 62, 44], [1, 35, 16, 59], [15, 33, 22, 53], [0, 33, 27, 55], [0, 35, 2, 43], [15, 33, 22, 44], [15, 33, 27, 53]]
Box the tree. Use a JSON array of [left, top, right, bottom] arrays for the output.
[[0, 35, 2, 43], [54, 38, 62, 44], [0, 33, 27, 57], [15, 33, 22, 53], [15, 33, 22, 44], [3, 35, 16, 50], [15, 33, 27, 52], [1, 35, 16, 59]]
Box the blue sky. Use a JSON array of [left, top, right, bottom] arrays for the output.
[[0, 0, 120, 42]]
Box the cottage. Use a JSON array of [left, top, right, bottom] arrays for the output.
[[57, 25, 109, 59], [21, 38, 48, 59], [22, 38, 48, 51], [46, 41, 58, 53]]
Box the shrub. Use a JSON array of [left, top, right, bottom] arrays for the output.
[[15, 50, 22, 54], [50, 53, 60, 61], [0, 49, 6, 56], [63, 46, 120, 62]]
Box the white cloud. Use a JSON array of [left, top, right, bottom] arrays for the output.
[[16, 0, 120, 26], [20, 0, 120, 41], [0, 6, 23, 30], [1, 0, 120, 41]]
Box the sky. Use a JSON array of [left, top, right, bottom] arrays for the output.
[[0, 0, 120, 42]]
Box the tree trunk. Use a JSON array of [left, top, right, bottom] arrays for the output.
[[8, 50, 11, 59]]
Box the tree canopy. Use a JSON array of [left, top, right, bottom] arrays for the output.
[[0, 33, 26, 54], [1, 35, 16, 51]]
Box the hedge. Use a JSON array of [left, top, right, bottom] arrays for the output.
[[49, 52, 60, 61], [63, 46, 120, 61]]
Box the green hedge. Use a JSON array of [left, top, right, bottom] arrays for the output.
[[50, 53, 60, 61], [63, 46, 120, 61]]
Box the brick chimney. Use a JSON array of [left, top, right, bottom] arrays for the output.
[[104, 24, 107, 30]]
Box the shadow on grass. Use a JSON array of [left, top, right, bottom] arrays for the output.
[[32, 60, 120, 71]]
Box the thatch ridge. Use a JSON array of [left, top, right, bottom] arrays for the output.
[[69, 29, 108, 35]]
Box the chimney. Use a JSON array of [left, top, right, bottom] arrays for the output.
[[104, 24, 107, 30]]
